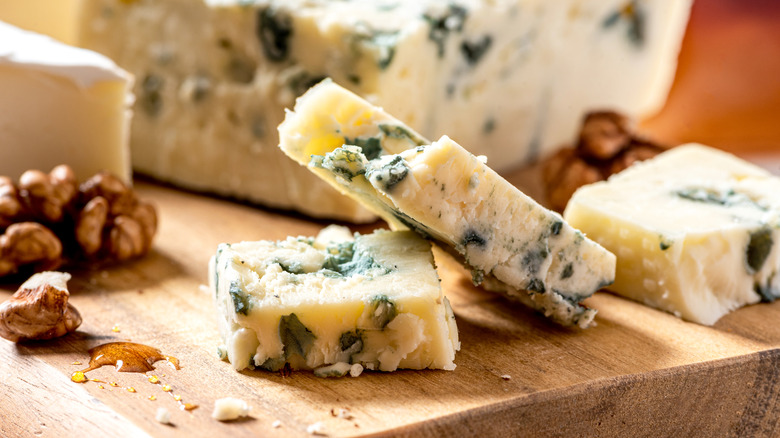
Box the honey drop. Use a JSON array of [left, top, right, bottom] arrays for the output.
[[79, 342, 180, 374], [70, 371, 87, 383]]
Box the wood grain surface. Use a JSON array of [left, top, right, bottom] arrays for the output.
[[2, 179, 780, 438]]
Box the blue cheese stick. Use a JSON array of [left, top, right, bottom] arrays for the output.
[[279, 81, 616, 328], [565, 144, 780, 325], [210, 226, 459, 374]]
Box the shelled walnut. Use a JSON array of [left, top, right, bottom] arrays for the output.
[[0, 165, 158, 277], [77, 172, 158, 261], [0, 223, 63, 277], [542, 111, 667, 212], [0, 271, 81, 342]]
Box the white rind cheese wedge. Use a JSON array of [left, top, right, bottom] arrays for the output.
[[564, 144, 780, 325], [280, 81, 616, 328], [209, 226, 460, 374], [0, 21, 132, 183], [77, 0, 691, 221]]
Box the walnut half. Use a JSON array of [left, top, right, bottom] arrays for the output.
[[76, 172, 158, 261], [0, 222, 63, 277], [0, 271, 81, 342], [542, 111, 666, 212]]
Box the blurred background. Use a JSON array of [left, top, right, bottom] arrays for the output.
[[642, 0, 780, 157]]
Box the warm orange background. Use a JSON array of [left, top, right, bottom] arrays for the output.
[[642, 0, 780, 153]]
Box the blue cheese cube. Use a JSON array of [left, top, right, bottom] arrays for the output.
[[564, 144, 780, 325], [280, 81, 616, 328], [210, 226, 459, 373]]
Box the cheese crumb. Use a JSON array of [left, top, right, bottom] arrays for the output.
[[335, 408, 353, 420], [212, 397, 251, 421], [349, 364, 363, 378], [500, 375, 511, 380], [307, 422, 326, 436], [156, 407, 171, 425]]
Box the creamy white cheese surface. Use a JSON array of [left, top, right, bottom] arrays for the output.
[[0, 21, 130, 89], [0, 21, 133, 183], [565, 144, 780, 325], [210, 226, 459, 374]]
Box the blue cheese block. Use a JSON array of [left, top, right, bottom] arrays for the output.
[[77, 0, 691, 221], [209, 226, 460, 374], [564, 144, 780, 325], [280, 81, 616, 328]]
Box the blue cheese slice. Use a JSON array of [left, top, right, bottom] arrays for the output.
[[564, 144, 780, 325], [209, 226, 459, 374], [77, 0, 691, 221], [280, 81, 616, 328]]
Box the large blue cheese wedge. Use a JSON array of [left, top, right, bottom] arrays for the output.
[[279, 81, 616, 328], [77, 0, 691, 221], [0, 21, 132, 182], [209, 226, 459, 374], [564, 144, 780, 325]]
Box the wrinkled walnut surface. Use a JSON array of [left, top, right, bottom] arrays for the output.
[[18, 165, 78, 223], [543, 111, 666, 212], [76, 172, 157, 260], [0, 165, 158, 277], [0, 223, 62, 277], [0, 271, 81, 342]]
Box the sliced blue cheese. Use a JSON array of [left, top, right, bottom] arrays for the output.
[[564, 144, 780, 325], [279, 81, 616, 328], [209, 225, 460, 374], [77, 0, 691, 221]]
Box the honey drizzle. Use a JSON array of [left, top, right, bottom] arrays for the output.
[[78, 342, 180, 374], [70, 342, 197, 412]]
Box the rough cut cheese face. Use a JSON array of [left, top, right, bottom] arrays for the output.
[[209, 226, 460, 374], [280, 81, 616, 328], [77, 0, 691, 221], [564, 144, 780, 325], [0, 21, 132, 183]]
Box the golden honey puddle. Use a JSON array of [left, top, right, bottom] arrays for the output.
[[71, 342, 197, 412]]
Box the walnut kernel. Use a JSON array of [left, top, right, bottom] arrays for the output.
[[0, 271, 81, 342], [0, 223, 62, 277], [76, 172, 158, 260], [542, 111, 666, 212], [18, 165, 78, 223], [0, 165, 157, 277], [0, 176, 22, 228]]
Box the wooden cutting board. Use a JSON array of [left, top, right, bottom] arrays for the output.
[[2, 175, 780, 438]]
